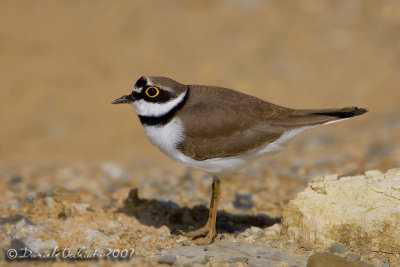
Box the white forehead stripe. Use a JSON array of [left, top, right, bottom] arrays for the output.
[[132, 86, 141, 93], [145, 77, 175, 93], [132, 90, 187, 117]]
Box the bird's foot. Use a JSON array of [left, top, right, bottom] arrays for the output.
[[180, 223, 216, 245], [178, 224, 210, 238], [192, 231, 216, 245], [181, 231, 216, 246]]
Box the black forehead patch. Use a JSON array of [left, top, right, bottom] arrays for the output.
[[135, 76, 147, 88]]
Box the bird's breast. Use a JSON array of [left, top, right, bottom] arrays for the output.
[[142, 117, 185, 158]]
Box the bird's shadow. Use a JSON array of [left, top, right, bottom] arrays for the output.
[[116, 188, 281, 234]]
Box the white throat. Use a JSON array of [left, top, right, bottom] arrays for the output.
[[131, 90, 187, 117]]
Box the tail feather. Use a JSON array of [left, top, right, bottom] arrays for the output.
[[311, 106, 368, 119], [276, 106, 368, 127]]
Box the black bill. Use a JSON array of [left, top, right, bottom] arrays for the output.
[[112, 94, 134, 104]]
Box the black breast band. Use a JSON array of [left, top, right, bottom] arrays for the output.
[[139, 86, 190, 126]]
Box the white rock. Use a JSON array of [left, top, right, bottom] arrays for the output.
[[72, 203, 90, 213], [282, 169, 400, 253], [176, 237, 188, 243], [386, 168, 400, 180], [14, 219, 37, 238], [100, 162, 127, 180], [43, 196, 56, 208], [157, 225, 171, 235], [264, 224, 282, 237], [141, 234, 152, 243], [24, 236, 58, 254], [71, 229, 119, 250], [108, 220, 122, 228], [10, 219, 58, 255], [365, 169, 382, 177], [324, 174, 339, 181], [250, 226, 262, 234]]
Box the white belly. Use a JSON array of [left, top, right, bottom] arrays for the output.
[[143, 118, 316, 176]]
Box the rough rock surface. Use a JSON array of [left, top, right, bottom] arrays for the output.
[[307, 253, 374, 267], [282, 169, 400, 253], [161, 242, 307, 266]]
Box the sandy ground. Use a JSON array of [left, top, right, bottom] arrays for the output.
[[1, 0, 400, 266]]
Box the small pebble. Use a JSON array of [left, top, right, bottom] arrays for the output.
[[176, 237, 188, 243], [330, 244, 348, 254], [250, 226, 262, 233], [158, 254, 176, 265], [72, 203, 90, 213], [9, 174, 23, 189], [346, 253, 361, 261], [43, 196, 56, 208], [141, 235, 151, 243], [157, 225, 170, 235], [233, 194, 254, 210], [58, 209, 69, 219], [25, 193, 36, 202], [381, 264, 390, 267], [302, 247, 313, 251], [0, 215, 35, 226]]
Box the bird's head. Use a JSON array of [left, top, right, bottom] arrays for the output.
[[112, 76, 187, 117]]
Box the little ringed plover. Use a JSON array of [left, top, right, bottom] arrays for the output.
[[112, 76, 367, 245]]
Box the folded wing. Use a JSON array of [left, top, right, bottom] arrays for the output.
[[177, 85, 367, 161]]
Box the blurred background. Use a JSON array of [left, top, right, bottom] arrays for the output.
[[0, 0, 399, 173], [1, 2, 400, 264]]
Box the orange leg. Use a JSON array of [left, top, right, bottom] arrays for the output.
[[182, 177, 221, 245]]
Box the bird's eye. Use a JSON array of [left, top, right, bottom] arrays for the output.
[[145, 86, 159, 98]]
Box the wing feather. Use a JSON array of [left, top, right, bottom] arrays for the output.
[[176, 85, 367, 161], [176, 85, 288, 160]]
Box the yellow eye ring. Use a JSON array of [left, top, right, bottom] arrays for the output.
[[145, 86, 159, 98]]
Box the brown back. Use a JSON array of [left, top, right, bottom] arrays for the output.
[[176, 85, 366, 161]]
